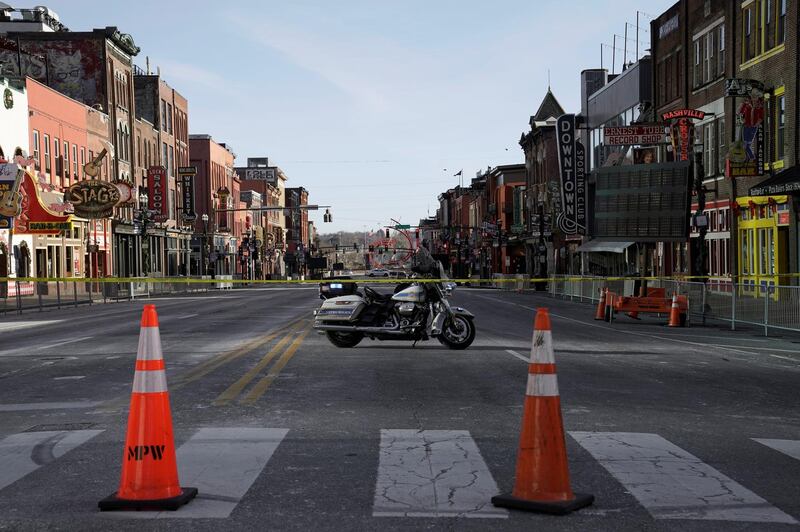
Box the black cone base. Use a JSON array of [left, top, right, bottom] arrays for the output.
[[98, 487, 198, 511], [491, 492, 594, 515]]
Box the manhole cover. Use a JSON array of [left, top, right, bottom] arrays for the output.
[[24, 422, 96, 432]]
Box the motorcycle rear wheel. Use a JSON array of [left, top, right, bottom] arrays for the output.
[[326, 331, 364, 348], [438, 316, 475, 350]]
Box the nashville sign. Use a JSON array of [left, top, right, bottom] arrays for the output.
[[556, 114, 587, 235], [66, 180, 121, 219]]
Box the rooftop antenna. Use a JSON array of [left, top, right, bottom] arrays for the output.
[[611, 34, 617, 74], [636, 11, 640, 60], [624, 23, 629, 68], [145, 56, 150, 75], [547, 69, 551, 90]]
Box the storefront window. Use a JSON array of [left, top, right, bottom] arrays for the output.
[[741, 230, 750, 274]]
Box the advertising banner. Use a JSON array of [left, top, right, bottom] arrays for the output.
[[556, 114, 587, 235], [147, 166, 168, 222]]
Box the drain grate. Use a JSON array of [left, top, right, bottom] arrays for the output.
[[24, 422, 97, 432]]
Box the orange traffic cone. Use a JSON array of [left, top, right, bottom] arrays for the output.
[[99, 305, 197, 511], [492, 309, 593, 515], [667, 294, 682, 327], [594, 288, 607, 320]]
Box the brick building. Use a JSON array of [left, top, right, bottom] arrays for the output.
[[520, 90, 565, 277], [652, 0, 797, 288], [1, 23, 143, 277], [189, 134, 239, 278], [284, 186, 308, 278], [133, 66, 192, 276]]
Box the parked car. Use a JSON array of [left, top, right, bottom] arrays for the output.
[[367, 268, 390, 277], [319, 277, 358, 299], [389, 270, 409, 279]]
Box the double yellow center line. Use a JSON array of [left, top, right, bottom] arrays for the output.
[[213, 321, 311, 406]]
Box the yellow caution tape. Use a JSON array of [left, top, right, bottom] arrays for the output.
[[2, 275, 795, 285]]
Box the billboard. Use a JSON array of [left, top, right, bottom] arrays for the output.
[[593, 162, 691, 242]]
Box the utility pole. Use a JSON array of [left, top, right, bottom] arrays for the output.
[[693, 149, 708, 281]]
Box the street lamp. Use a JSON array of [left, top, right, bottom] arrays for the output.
[[201, 213, 209, 277], [135, 192, 153, 276]]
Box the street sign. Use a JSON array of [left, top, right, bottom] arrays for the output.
[[394, 224, 411, 230], [603, 125, 668, 146]]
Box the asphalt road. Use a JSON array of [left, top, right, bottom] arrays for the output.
[[0, 285, 798, 531]]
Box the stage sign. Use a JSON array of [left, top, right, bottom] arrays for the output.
[[593, 161, 691, 242]]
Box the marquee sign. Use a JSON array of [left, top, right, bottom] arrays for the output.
[[66, 180, 121, 218], [556, 114, 587, 235], [147, 166, 168, 222]]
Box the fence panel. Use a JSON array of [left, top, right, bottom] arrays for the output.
[[546, 276, 799, 335]]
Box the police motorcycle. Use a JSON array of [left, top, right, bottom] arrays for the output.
[[313, 247, 476, 350]]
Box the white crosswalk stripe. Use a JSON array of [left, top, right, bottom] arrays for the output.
[[0, 429, 103, 492], [373, 429, 507, 518], [106, 427, 289, 519], [0, 426, 798, 524], [753, 439, 800, 462], [571, 431, 797, 524]]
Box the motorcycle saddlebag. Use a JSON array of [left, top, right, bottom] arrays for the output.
[[315, 295, 366, 321]]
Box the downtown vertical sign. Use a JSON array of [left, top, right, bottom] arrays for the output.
[[556, 114, 587, 235]]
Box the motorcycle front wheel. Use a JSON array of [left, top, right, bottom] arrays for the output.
[[326, 331, 364, 348], [438, 316, 476, 350]]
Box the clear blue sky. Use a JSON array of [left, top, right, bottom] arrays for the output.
[[44, 0, 675, 233]]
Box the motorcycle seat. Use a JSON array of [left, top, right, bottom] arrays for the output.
[[364, 286, 392, 303]]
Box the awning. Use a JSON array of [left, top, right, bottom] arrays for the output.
[[749, 165, 800, 196], [576, 240, 634, 253]]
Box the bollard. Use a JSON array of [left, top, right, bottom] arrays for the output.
[[731, 283, 737, 331], [763, 288, 769, 337]]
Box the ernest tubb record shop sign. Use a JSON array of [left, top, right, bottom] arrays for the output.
[[556, 114, 587, 235]]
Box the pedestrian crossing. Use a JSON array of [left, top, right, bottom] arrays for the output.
[[0, 427, 796, 524]]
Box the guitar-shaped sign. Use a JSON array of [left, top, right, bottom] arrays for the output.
[[82, 148, 107, 178], [0, 165, 24, 218], [728, 115, 747, 164]]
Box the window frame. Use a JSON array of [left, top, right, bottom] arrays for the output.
[[32, 130, 40, 169]]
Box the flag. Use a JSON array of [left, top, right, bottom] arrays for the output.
[[454, 170, 462, 177]]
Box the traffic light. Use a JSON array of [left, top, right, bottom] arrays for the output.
[[385, 228, 390, 239], [415, 229, 420, 240], [323, 209, 332, 223], [369, 245, 374, 252]]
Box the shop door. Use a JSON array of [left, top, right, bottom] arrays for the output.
[[36, 248, 48, 294], [0, 245, 7, 298]]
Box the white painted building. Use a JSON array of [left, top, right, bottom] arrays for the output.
[[0, 76, 31, 282]]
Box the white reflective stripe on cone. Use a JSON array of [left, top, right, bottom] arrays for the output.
[[136, 327, 164, 361], [525, 373, 559, 397], [132, 370, 169, 393], [530, 330, 554, 364]]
